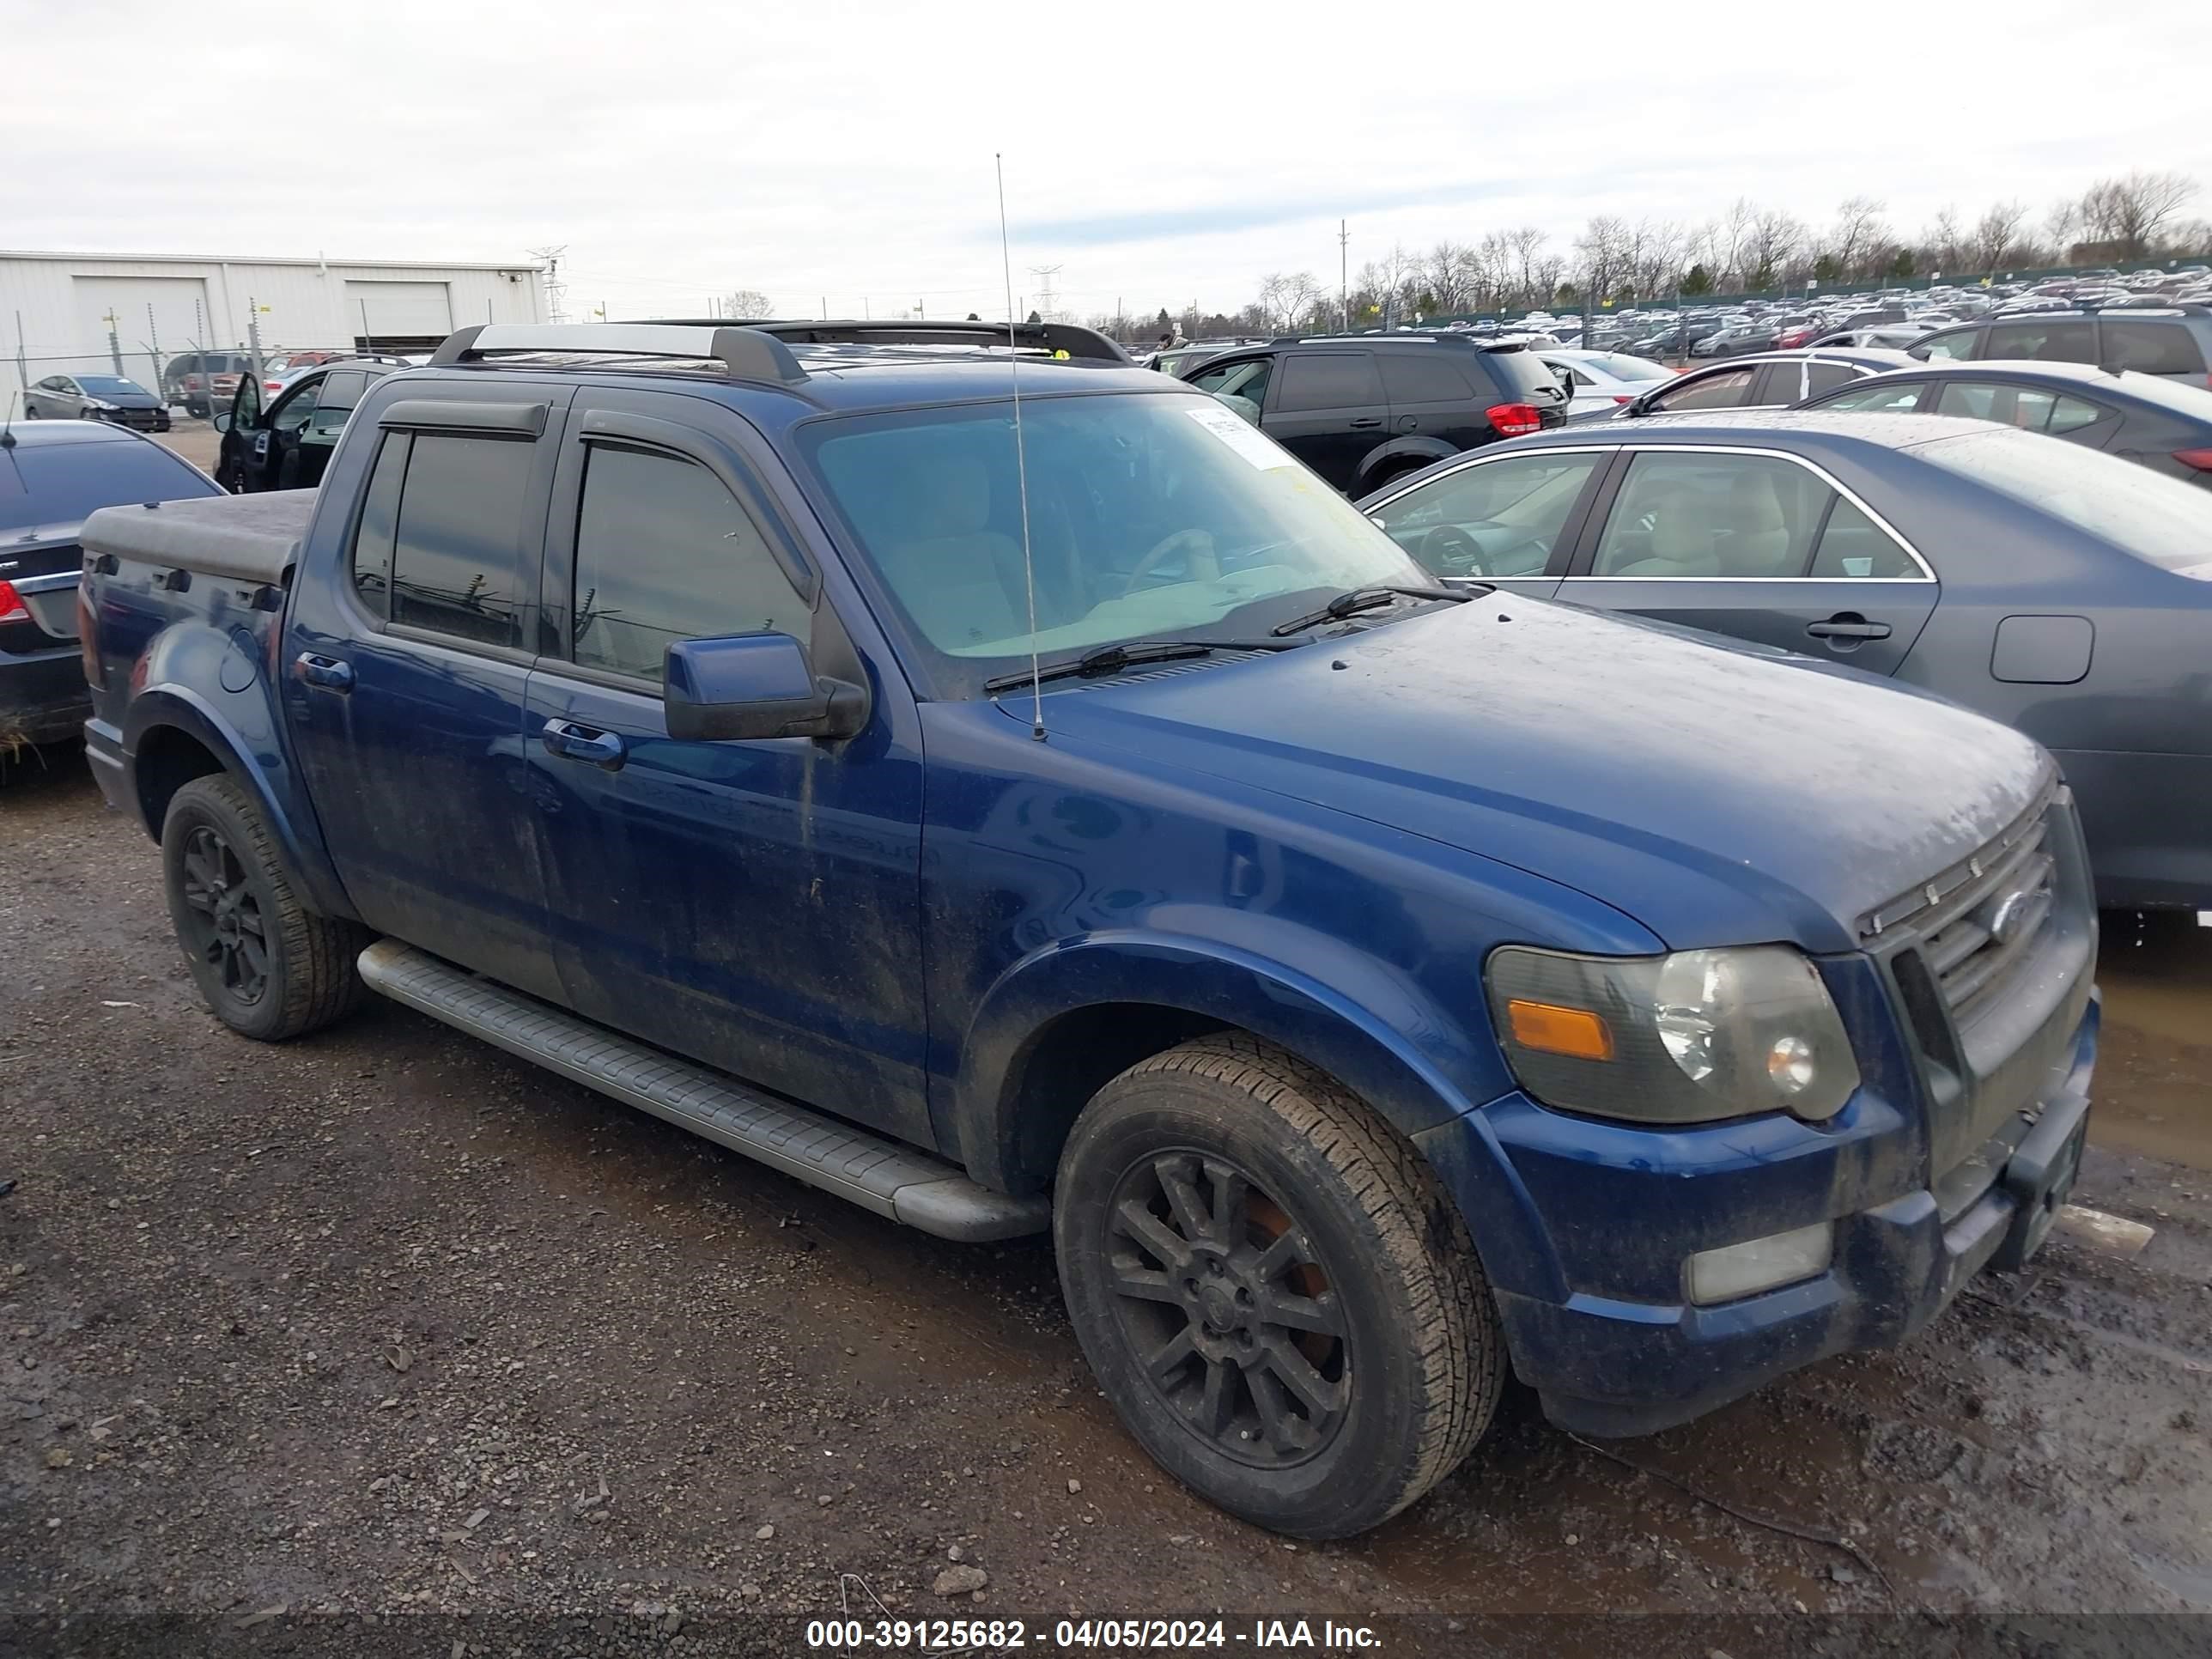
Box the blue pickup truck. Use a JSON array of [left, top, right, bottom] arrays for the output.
[[78, 320, 2098, 1539]]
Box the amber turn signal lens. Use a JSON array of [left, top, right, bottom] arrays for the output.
[[1504, 999, 1614, 1061]]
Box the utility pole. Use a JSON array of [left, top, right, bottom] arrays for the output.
[[530, 245, 569, 324], [103, 309, 123, 374], [1028, 264, 1062, 323], [245, 298, 267, 385], [1340, 219, 1350, 332], [146, 302, 162, 393]]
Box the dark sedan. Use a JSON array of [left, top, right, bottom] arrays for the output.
[[0, 423, 221, 750], [24, 373, 171, 432], [1691, 323, 1781, 359], [1614, 349, 1914, 418], [1354, 410, 2212, 910], [1797, 360, 2212, 486]]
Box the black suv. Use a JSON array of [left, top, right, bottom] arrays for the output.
[[1909, 305, 2212, 386], [1176, 332, 1569, 494]]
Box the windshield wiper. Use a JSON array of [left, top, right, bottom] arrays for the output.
[[1268, 584, 1479, 638], [982, 636, 1302, 696]]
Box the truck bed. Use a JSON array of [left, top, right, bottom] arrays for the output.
[[80, 490, 315, 588]]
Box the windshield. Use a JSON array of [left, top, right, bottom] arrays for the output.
[[1915, 428, 2212, 577], [0, 439, 220, 532], [76, 376, 147, 396], [799, 391, 1431, 692]]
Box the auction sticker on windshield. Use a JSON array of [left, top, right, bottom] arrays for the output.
[[1186, 401, 1291, 469]]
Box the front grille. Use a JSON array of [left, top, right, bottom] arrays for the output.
[[1861, 781, 2058, 1026]]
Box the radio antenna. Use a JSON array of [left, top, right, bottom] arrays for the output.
[[995, 152, 1046, 742]]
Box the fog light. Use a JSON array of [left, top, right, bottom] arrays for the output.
[[1686, 1221, 1833, 1304]]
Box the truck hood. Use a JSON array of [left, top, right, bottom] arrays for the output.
[[1032, 597, 2051, 952]]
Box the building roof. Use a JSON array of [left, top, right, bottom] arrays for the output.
[[0, 248, 540, 274]]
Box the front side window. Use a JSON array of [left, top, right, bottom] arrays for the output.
[[270, 382, 320, 434], [1816, 381, 1929, 413], [569, 444, 806, 682], [385, 433, 536, 647], [1275, 352, 1385, 411], [1650, 368, 1757, 412], [350, 433, 407, 611], [1591, 452, 1838, 579], [1373, 453, 1601, 580], [799, 392, 1431, 684], [1911, 327, 1981, 363]]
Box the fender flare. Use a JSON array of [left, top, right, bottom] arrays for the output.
[[123, 682, 358, 921], [1353, 435, 1460, 495], [951, 929, 1514, 1194]]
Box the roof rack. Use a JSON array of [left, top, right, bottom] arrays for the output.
[[430, 323, 811, 385], [629, 317, 1132, 364]]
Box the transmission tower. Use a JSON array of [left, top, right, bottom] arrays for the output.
[[529, 244, 570, 324], [1027, 264, 1062, 322]]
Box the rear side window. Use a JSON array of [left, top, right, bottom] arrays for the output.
[[1379, 351, 1475, 404], [1801, 362, 1861, 398], [1591, 452, 1837, 578], [1935, 382, 2109, 434], [319, 370, 369, 410], [382, 433, 537, 647], [1650, 368, 1757, 411], [1810, 498, 1918, 579], [1817, 381, 1929, 413], [1276, 352, 1384, 411], [1483, 346, 1563, 401], [2100, 320, 2207, 376], [568, 444, 805, 681], [1984, 320, 2094, 363]]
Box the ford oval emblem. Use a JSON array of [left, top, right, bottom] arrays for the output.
[[1987, 882, 2046, 946]]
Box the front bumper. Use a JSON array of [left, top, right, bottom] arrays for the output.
[[1440, 996, 2097, 1437]]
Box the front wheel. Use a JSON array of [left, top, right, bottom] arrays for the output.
[[161, 775, 366, 1041], [1054, 1035, 1502, 1538]]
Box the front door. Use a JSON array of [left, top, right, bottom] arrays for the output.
[[283, 385, 571, 1000], [521, 391, 933, 1146], [1261, 350, 1389, 490], [1557, 447, 1937, 674]]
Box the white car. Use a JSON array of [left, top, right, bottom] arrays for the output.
[[1539, 349, 1678, 419]]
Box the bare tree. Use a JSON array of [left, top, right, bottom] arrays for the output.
[[1743, 210, 1807, 291], [1969, 200, 2031, 272], [1506, 227, 1553, 309], [1924, 205, 1965, 272], [1717, 197, 1759, 289], [1627, 219, 1686, 302], [2075, 170, 2200, 258], [1828, 197, 1890, 279], [1573, 216, 1632, 309], [723, 289, 775, 318]]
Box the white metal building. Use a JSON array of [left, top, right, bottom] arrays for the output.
[[3, 249, 546, 396]]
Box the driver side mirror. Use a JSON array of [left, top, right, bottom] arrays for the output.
[[212, 411, 232, 434], [664, 632, 868, 743]]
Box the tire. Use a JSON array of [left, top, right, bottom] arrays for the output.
[[161, 775, 366, 1041], [1054, 1033, 1501, 1538]]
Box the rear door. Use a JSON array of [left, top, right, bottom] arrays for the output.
[[1261, 350, 1388, 489], [1378, 347, 1486, 451], [1557, 446, 1938, 675], [283, 385, 571, 998]]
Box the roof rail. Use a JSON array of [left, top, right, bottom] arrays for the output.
[[630, 317, 1132, 364], [428, 323, 810, 386]]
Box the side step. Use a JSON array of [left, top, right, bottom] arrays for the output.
[[356, 940, 1048, 1243]]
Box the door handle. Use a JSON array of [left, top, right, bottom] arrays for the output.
[[1349, 416, 1383, 429], [293, 652, 353, 691], [542, 719, 627, 769], [1805, 617, 1892, 641]]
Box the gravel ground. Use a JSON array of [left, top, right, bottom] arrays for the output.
[[4, 746, 2212, 1657]]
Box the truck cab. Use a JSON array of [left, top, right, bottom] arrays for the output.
[[78, 320, 2097, 1540]]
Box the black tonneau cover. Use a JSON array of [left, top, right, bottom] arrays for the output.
[[79, 490, 315, 586]]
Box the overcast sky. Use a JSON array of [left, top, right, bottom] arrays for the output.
[[7, 0, 2209, 325]]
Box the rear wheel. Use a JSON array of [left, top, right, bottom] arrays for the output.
[[161, 775, 365, 1041], [1054, 1034, 1501, 1538]]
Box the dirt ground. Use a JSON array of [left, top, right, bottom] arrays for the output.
[[4, 735, 2212, 1655]]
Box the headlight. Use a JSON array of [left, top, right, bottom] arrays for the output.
[[1486, 945, 1859, 1125]]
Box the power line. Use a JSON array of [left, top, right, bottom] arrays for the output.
[[529, 244, 569, 324]]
